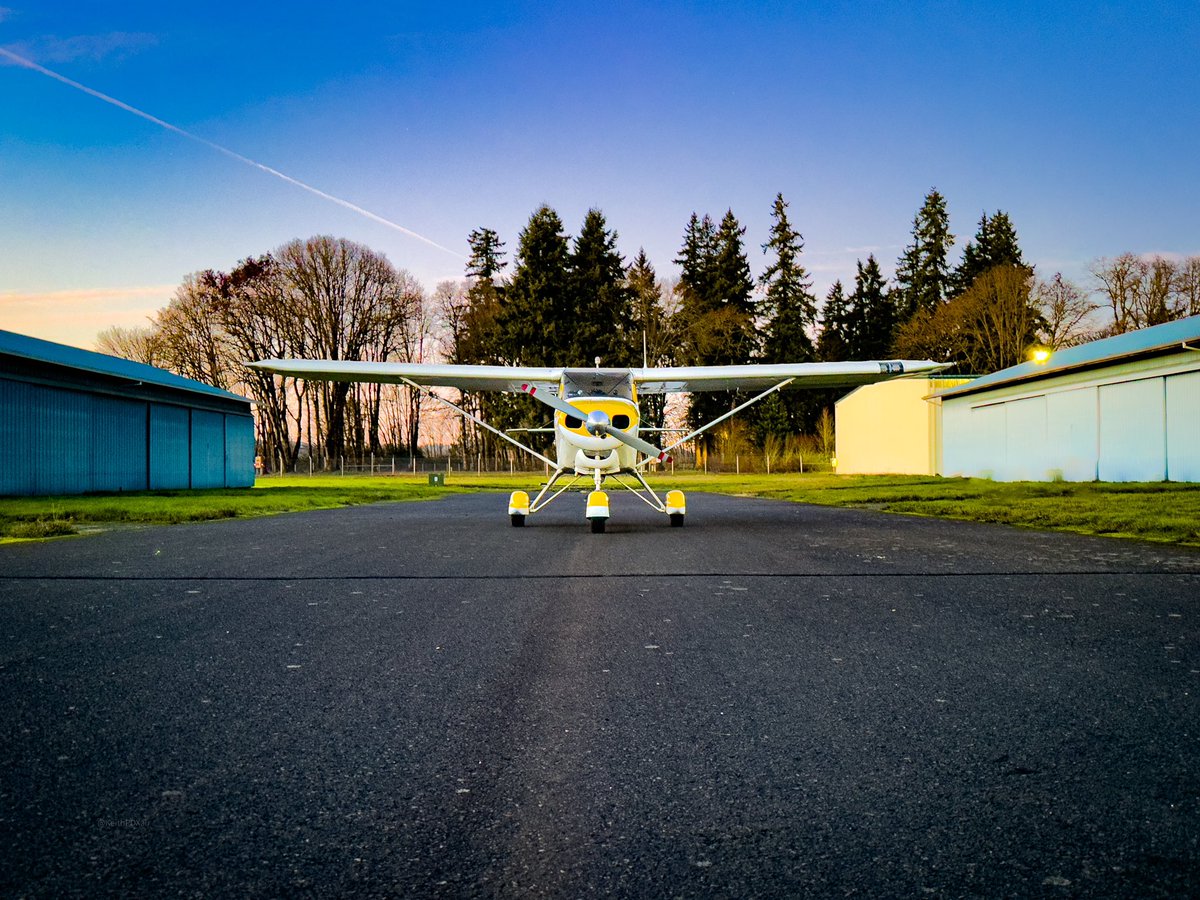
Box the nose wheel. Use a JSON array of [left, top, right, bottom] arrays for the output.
[[587, 490, 609, 534]]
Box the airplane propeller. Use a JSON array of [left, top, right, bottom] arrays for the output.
[[520, 383, 673, 464]]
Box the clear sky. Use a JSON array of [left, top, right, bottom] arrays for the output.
[[2, 1, 1197, 349]]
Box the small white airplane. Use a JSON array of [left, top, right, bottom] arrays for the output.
[[248, 358, 945, 531]]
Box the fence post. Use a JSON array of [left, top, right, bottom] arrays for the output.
[[340, 455, 344, 476]]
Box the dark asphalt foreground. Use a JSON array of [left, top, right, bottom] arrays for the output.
[[1, 493, 1198, 898]]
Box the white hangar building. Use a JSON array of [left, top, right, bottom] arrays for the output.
[[938, 315, 1200, 482]]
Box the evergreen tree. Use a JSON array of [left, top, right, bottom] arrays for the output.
[[846, 255, 897, 359], [466, 227, 507, 282], [674, 209, 756, 449], [459, 227, 506, 364], [949, 211, 1030, 296], [567, 209, 632, 367], [675, 213, 718, 315], [451, 228, 512, 455], [674, 212, 718, 366], [893, 188, 955, 320], [816, 280, 852, 361], [759, 193, 817, 364], [501, 205, 570, 368], [711, 209, 758, 363], [756, 193, 818, 438], [627, 248, 674, 430]]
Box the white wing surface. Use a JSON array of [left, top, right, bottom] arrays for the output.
[[248, 358, 947, 394], [247, 359, 562, 394], [631, 360, 948, 393]]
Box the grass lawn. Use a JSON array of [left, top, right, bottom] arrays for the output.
[[2, 471, 1199, 547]]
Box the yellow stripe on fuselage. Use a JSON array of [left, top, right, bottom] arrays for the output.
[[555, 397, 639, 434]]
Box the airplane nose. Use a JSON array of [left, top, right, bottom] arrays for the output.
[[585, 409, 610, 436]]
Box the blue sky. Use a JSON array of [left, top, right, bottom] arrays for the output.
[[2, 1, 1198, 348]]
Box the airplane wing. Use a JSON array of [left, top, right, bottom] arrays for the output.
[[246, 359, 562, 394], [631, 360, 948, 393]]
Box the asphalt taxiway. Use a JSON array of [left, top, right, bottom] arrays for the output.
[[2, 492, 1197, 896]]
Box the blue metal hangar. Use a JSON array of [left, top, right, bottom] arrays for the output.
[[0, 329, 255, 496], [938, 315, 1200, 482]]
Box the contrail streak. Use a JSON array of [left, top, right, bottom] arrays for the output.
[[0, 47, 464, 259]]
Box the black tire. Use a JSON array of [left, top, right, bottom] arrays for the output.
[[669, 514, 685, 528], [590, 518, 606, 534], [510, 514, 525, 527]]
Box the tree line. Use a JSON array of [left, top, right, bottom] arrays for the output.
[[98, 192, 1200, 466]]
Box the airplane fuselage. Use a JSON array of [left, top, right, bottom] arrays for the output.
[[552, 369, 642, 475], [554, 394, 640, 474]]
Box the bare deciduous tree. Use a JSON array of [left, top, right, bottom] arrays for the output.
[[154, 274, 235, 389], [1033, 272, 1099, 348], [894, 265, 1041, 373], [96, 324, 163, 366], [277, 236, 421, 462], [1089, 253, 1191, 334]]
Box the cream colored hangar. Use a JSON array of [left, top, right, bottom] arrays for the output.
[[248, 358, 945, 532]]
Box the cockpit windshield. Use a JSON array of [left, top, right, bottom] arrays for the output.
[[561, 369, 634, 400]]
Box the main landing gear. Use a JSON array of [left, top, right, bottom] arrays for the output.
[[507, 474, 686, 532]]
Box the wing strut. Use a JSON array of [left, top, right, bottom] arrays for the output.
[[636, 378, 795, 471], [399, 376, 558, 469]]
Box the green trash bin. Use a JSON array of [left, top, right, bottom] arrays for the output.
[[428, 473, 445, 486]]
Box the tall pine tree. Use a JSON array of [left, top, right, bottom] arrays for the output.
[[456, 227, 511, 454], [846, 255, 897, 359], [759, 193, 817, 364], [893, 188, 955, 320], [757, 193, 818, 438], [627, 248, 674, 430], [460, 227, 506, 364], [949, 211, 1030, 297], [673, 209, 756, 450], [817, 280, 852, 361], [711, 210, 757, 362], [567, 208, 632, 367], [501, 205, 570, 368]]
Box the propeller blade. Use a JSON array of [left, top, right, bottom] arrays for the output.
[[598, 425, 673, 464], [519, 382, 587, 420], [519, 383, 672, 463]]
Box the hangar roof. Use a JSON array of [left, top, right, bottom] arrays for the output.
[[0, 329, 249, 404], [936, 314, 1200, 400]]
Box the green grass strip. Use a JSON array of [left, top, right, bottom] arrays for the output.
[[1, 472, 1198, 547]]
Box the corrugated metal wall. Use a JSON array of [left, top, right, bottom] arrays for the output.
[[91, 395, 148, 492], [0, 379, 35, 495], [189, 410, 226, 489], [1003, 396, 1048, 481], [941, 357, 1200, 482], [1166, 371, 1200, 481], [31, 382, 90, 495], [225, 415, 256, 487], [1098, 379, 1165, 481], [1, 376, 256, 496], [1045, 388, 1097, 481], [149, 404, 190, 490]]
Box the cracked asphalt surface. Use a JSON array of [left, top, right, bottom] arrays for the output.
[[1, 491, 1198, 897]]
